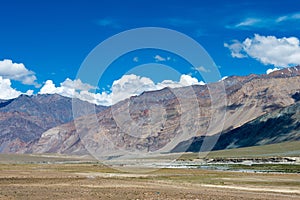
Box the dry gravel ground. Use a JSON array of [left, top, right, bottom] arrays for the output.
[[0, 163, 299, 200]]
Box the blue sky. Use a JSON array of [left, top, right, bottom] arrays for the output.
[[1, 0, 300, 105]]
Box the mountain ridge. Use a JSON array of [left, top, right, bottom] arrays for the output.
[[172, 101, 300, 152], [0, 94, 106, 153], [31, 66, 300, 156], [0, 66, 300, 155]]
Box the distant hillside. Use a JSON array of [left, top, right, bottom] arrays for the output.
[[0, 94, 106, 153], [172, 101, 300, 152]]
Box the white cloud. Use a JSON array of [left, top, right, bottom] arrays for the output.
[[276, 12, 300, 22], [39, 80, 58, 94], [235, 18, 261, 28], [179, 74, 205, 86], [266, 68, 280, 74], [225, 34, 300, 67], [61, 78, 95, 91], [228, 12, 300, 30], [276, 16, 288, 23], [0, 76, 32, 99], [39, 74, 205, 106], [110, 74, 156, 104], [0, 76, 21, 99], [224, 41, 247, 58], [110, 74, 204, 104], [39, 78, 100, 103], [226, 18, 267, 30], [193, 66, 211, 73], [0, 59, 39, 87], [77, 90, 111, 106], [149, 74, 203, 88], [25, 90, 34, 96], [133, 57, 139, 62], [154, 55, 166, 62]]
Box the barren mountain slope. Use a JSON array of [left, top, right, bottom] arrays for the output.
[[33, 66, 300, 155]]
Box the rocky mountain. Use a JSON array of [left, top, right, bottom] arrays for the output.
[[0, 94, 106, 153], [31, 66, 300, 157], [172, 101, 300, 152]]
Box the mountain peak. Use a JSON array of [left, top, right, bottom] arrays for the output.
[[266, 65, 300, 78]]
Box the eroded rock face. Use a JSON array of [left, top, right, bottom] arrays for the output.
[[0, 94, 106, 153], [32, 66, 300, 156], [33, 122, 88, 155], [173, 102, 300, 152]]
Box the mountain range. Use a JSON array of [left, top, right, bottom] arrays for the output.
[[0, 66, 300, 157], [0, 94, 106, 153]]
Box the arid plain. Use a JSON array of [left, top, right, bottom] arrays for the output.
[[0, 154, 299, 200]]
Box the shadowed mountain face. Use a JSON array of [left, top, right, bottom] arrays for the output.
[[30, 66, 300, 156], [172, 102, 300, 153], [0, 94, 106, 153]]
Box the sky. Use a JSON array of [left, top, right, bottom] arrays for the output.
[[1, 0, 300, 105]]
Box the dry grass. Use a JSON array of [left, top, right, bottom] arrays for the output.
[[0, 160, 299, 200]]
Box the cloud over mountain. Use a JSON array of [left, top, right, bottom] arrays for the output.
[[39, 74, 205, 106], [0, 76, 33, 99]]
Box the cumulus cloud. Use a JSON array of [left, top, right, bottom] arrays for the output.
[[39, 80, 59, 95], [109, 74, 204, 104], [224, 34, 300, 67], [165, 74, 205, 88], [61, 78, 95, 91], [0, 59, 39, 87], [0, 76, 33, 99], [109, 75, 156, 104], [0, 77, 21, 99], [39, 74, 205, 106], [39, 78, 100, 102]]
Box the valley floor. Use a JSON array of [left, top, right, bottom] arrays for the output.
[[0, 161, 299, 200]]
